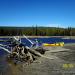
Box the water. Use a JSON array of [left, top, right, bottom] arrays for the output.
[[0, 37, 75, 56], [21, 37, 75, 46]]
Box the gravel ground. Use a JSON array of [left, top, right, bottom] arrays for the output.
[[0, 44, 75, 75]]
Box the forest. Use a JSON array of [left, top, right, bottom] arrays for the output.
[[0, 26, 75, 36]]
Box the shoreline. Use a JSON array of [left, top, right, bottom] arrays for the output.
[[0, 36, 75, 39], [1, 43, 75, 75]]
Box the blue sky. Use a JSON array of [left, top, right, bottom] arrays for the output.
[[0, 0, 75, 27]]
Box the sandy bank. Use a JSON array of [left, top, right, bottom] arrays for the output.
[[0, 36, 75, 39], [0, 43, 75, 75]]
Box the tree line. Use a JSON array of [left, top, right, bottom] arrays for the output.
[[0, 26, 75, 36]]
